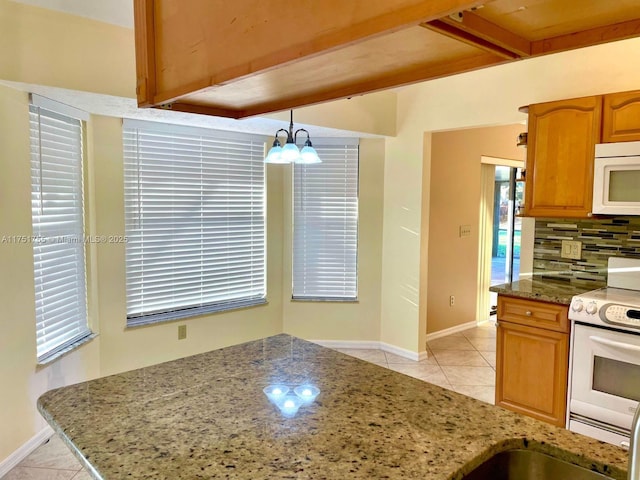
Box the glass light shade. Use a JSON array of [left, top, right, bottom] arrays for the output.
[[276, 394, 303, 417], [265, 145, 289, 164], [281, 142, 301, 162], [293, 385, 320, 403], [297, 145, 321, 164], [263, 384, 290, 402]]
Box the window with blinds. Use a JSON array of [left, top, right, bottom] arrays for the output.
[[123, 120, 266, 326], [292, 141, 359, 300], [30, 98, 91, 362]]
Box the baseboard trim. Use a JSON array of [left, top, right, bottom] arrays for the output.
[[0, 425, 53, 477], [309, 339, 427, 362], [425, 320, 481, 343], [310, 339, 381, 350], [380, 342, 425, 362]]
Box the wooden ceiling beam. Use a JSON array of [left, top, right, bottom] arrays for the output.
[[133, 0, 156, 107], [140, 0, 488, 107], [426, 11, 532, 57], [531, 18, 640, 55], [422, 20, 522, 60], [165, 53, 506, 119], [158, 102, 239, 119], [237, 52, 507, 118]]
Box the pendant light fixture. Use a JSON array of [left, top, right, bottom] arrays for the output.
[[265, 110, 321, 164]]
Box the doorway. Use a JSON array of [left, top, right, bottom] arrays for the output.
[[477, 157, 529, 322]]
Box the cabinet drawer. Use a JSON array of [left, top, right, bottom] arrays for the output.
[[497, 296, 569, 333]]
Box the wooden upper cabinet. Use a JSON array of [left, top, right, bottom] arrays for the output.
[[602, 90, 640, 142], [523, 96, 602, 218]]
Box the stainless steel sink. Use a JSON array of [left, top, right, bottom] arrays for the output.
[[463, 449, 611, 480]]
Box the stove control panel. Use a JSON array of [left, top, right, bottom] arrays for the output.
[[600, 303, 640, 329], [570, 298, 599, 317]]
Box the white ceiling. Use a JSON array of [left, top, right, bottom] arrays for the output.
[[9, 0, 134, 28]]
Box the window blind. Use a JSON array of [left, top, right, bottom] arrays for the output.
[[123, 120, 266, 325], [293, 141, 359, 300], [29, 102, 90, 362]]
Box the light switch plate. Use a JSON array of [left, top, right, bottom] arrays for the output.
[[561, 240, 582, 260], [459, 225, 471, 237]]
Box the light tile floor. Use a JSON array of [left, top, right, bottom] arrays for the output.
[[336, 321, 497, 405], [2, 434, 91, 479], [3, 322, 496, 479]]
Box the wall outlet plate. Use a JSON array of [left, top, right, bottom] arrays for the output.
[[178, 325, 187, 340], [561, 240, 582, 260]]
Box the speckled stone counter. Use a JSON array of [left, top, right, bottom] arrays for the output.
[[490, 278, 597, 305], [38, 334, 628, 480]]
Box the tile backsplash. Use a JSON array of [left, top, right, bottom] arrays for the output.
[[533, 217, 640, 287]]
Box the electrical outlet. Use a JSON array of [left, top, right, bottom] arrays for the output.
[[178, 325, 187, 340], [450, 295, 455, 307], [561, 240, 582, 260]]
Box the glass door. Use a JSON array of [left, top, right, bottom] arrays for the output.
[[491, 166, 523, 286]]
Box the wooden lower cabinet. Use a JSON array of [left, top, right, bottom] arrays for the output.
[[495, 296, 570, 427]]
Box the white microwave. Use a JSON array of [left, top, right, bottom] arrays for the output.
[[593, 141, 640, 215]]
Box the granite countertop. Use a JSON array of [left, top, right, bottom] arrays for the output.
[[38, 334, 628, 480], [489, 278, 599, 305]]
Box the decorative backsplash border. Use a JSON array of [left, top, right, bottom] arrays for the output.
[[533, 217, 640, 287]]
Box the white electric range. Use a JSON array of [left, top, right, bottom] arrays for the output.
[[568, 257, 640, 447]]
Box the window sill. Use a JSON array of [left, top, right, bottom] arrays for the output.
[[291, 297, 359, 303], [125, 297, 268, 329], [36, 332, 98, 368]]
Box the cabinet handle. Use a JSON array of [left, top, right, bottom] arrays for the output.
[[590, 336, 640, 353], [525, 311, 532, 316]]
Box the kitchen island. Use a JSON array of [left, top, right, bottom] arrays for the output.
[[38, 334, 628, 479]]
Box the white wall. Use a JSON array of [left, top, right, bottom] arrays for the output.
[[0, 0, 135, 98], [381, 98, 426, 354], [0, 84, 102, 465]]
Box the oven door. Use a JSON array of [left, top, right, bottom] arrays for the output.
[[593, 155, 640, 214], [570, 323, 640, 431]]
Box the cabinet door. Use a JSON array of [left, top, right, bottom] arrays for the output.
[[524, 96, 601, 218], [602, 90, 640, 142], [495, 321, 569, 427]]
